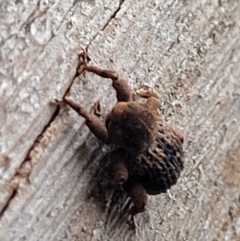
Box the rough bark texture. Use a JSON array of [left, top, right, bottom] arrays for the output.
[[0, 0, 240, 240]]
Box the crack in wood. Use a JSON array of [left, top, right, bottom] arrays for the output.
[[0, 190, 17, 217], [0, 105, 60, 217], [0, 56, 86, 219], [101, 1, 125, 31], [0, 0, 125, 218], [84, 0, 125, 52]]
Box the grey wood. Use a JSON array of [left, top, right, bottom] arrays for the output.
[[0, 0, 240, 240]]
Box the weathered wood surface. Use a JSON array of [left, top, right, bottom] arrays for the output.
[[0, 0, 240, 240]]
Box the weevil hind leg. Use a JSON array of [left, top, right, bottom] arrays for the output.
[[124, 181, 148, 216]]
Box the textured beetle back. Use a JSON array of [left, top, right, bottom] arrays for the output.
[[129, 121, 184, 195]]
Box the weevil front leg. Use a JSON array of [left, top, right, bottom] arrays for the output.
[[64, 96, 109, 144], [78, 50, 132, 102], [84, 65, 132, 102]]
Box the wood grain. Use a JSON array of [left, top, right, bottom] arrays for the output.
[[0, 0, 240, 240]]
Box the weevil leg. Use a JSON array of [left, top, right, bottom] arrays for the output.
[[101, 149, 129, 189], [64, 96, 109, 144], [124, 181, 148, 216], [136, 85, 161, 110], [78, 49, 132, 102], [89, 100, 101, 117], [83, 65, 132, 102]]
